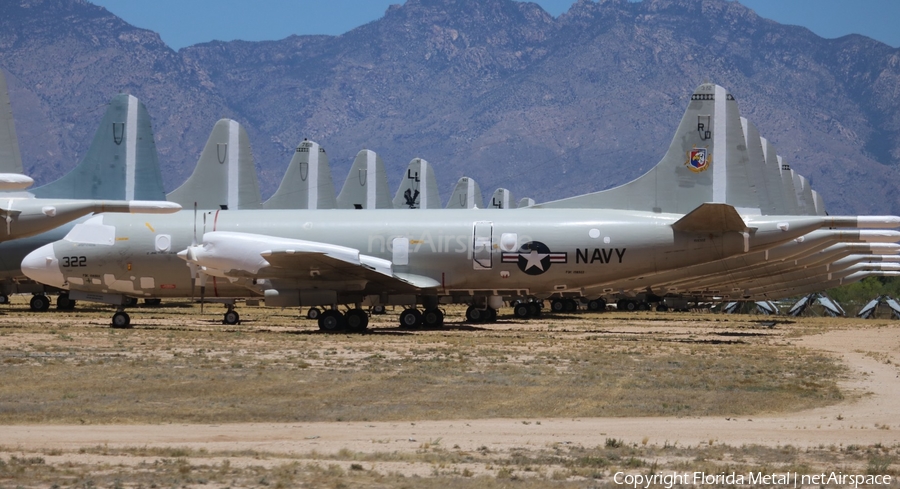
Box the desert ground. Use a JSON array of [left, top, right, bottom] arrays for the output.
[[1, 298, 899, 487]]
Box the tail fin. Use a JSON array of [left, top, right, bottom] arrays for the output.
[[793, 172, 817, 216], [740, 117, 777, 214], [0, 69, 23, 174], [759, 136, 789, 214], [263, 139, 335, 209], [776, 157, 801, 215], [393, 158, 441, 209], [489, 188, 517, 209], [31, 94, 166, 200], [518, 197, 535, 208], [446, 177, 483, 209], [812, 190, 827, 216], [536, 84, 759, 213], [167, 119, 262, 210], [336, 149, 393, 209]]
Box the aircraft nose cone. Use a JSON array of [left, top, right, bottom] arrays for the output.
[[21, 244, 66, 288]]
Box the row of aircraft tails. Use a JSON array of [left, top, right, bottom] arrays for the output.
[[2, 75, 526, 213], [2, 67, 900, 328]]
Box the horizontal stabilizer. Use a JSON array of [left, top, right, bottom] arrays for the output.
[[0, 173, 33, 191], [671, 203, 747, 233]]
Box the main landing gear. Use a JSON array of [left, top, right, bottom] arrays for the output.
[[29, 294, 51, 312], [397, 307, 444, 328], [465, 305, 497, 323], [513, 301, 542, 319], [316, 307, 370, 333]]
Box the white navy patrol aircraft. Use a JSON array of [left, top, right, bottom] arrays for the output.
[[20, 83, 895, 329]]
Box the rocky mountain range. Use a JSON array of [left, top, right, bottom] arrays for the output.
[[1, 0, 898, 215]]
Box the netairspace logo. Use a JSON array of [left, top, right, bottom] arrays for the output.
[[613, 471, 893, 488]]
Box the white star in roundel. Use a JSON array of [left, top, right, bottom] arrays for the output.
[[522, 249, 549, 271]]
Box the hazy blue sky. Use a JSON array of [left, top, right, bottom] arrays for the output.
[[89, 0, 900, 50]]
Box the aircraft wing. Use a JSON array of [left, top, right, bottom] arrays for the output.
[[183, 231, 438, 292]]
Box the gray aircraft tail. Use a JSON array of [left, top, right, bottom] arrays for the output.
[[167, 119, 262, 210], [489, 188, 517, 209], [30, 94, 166, 201], [446, 177, 483, 209], [263, 139, 335, 209], [393, 158, 441, 209], [336, 149, 393, 209], [0, 69, 23, 174], [776, 156, 801, 215], [536, 83, 759, 214]]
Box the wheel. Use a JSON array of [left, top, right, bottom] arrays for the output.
[[30, 294, 50, 312], [0, 294, 8, 304], [371, 304, 386, 315], [637, 302, 651, 311], [486, 307, 497, 323], [124, 297, 138, 307], [223, 310, 240, 325], [57, 293, 76, 310], [317, 310, 344, 332], [111, 311, 131, 329], [624, 300, 637, 311], [588, 299, 606, 311], [527, 302, 541, 317], [564, 299, 577, 312], [422, 308, 444, 327], [465, 305, 484, 323], [399, 308, 422, 328], [144, 298, 162, 306], [656, 304, 669, 312], [550, 299, 565, 312], [307, 307, 321, 320], [513, 303, 530, 318], [345, 308, 369, 331]]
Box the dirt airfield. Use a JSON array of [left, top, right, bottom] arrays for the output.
[[2, 298, 899, 487]]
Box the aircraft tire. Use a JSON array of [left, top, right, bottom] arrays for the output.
[[550, 299, 565, 313], [371, 305, 386, 315], [223, 310, 240, 325], [624, 300, 637, 311], [637, 302, 651, 311], [422, 308, 443, 328], [514, 303, 530, 318], [318, 310, 345, 332], [564, 299, 578, 312], [527, 302, 541, 317], [486, 307, 498, 323], [57, 293, 76, 310], [144, 298, 162, 306], [30, 294, 51, 312], [345, 308, 369, 331], [111, 311, 131, 329], [656, 304, 669, 312], [124, 297, 139, 307], [587, 299, 602, 311], [399, 308, 422, 328], [0, 294, 8, 304], [465, 305, 484, 323], [307, 307, 321, 320]]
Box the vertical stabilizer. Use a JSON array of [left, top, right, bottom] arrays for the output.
[[759, 136, 788, 214], [31, 94, 166, 200], [812, 190, 827, 216], [740, 118, 775, 214], [393, 158, 442, 209], [795, 173, 817, 216], [0, 69, 23, 174], [336, 149, 393, 209], [446, 177, 483, 209], [263, 140, 335, 209], [167, 119, 262, 210], [777, 157, 800, 215], [536, 84, 758, 213], [489, 188, 517, 209]]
